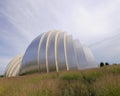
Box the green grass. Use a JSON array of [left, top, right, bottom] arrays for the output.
[[0, 65, 120, 96]]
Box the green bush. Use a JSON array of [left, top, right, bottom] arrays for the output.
[[59, 73, 82, 80], [0, 75, 4, 78], [82, 71, 104, 84], [100, 62, 104, 67], [105, 62, 109, 66]]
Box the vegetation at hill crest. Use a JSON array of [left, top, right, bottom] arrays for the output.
[[0, 64, 120, 96]]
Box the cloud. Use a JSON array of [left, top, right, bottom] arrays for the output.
[[71, 0, 120, 43]]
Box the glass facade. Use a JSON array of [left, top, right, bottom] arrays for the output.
[[57, 32, 67, 71], [66, 35, 77, 70], [21, 34, 42, 74]]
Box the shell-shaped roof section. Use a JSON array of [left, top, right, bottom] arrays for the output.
[[4, 54, 23, 77]]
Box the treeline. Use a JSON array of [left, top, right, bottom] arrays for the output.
[[100, 62, 119, 67]]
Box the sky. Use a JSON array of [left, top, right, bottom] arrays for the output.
[[0, 0, 120, 75]]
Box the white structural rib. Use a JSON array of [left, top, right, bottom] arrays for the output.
[[8, 60, 19, 77], [5, 58, 16, 77], [37, 32, 47, 72], [6, 57, 19, 77], [12, 62, 20, 76], [46, 31, 53, 73], [5, 54, 23, 77], [55, 32, 60, 72], [64, 32, 69, 70]]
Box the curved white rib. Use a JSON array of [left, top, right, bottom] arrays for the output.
[[5, 58, 16, 77], [64, 32, 69, 70], [55, 32, 60, 72], [9, 55, 22, 77], [12, 62, 20, 76], [5, 54, 23, 77], [37, 32, 47, 72], [7, 58, 19, 77], [46, 31, 53, 72], [8, 60, 19, 77], [10, 55, 23, 76]]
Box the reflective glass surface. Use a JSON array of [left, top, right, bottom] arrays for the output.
[[48, 32, 56, 71], [66, 35, 77, 69], [21, 34, 42, 74], [57, 32, 67, 70], [39, 32, 49, 72]]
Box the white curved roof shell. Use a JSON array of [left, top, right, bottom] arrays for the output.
[[4, 54, 23, 77]]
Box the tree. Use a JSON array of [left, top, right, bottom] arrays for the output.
[[0, 75, 4, 78], [105, 62, 109, 66], [100, 62, 104, 67]]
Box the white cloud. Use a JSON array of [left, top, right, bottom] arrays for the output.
[[71, 0, 120, 43]]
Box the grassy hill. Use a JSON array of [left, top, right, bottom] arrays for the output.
[[0, 65, 120, 96]]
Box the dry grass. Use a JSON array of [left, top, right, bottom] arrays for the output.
[[0, 64, 120, 96]]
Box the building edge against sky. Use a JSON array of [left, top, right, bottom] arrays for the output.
[[5, 30, 97, 77]]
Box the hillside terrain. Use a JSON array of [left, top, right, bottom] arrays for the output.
[[0, 65, 120, 96]]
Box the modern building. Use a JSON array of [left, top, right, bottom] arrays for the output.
[[5, 31, 97, 77]]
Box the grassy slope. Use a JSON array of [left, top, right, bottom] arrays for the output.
[[0, 65, 120, 96]]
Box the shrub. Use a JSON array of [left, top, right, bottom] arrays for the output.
[[82, 71, 103, 84], [100, 62, 104, 67], [59, 72, 82, 80], [105, 62, 109, 66], [0, 75, 4, 78]]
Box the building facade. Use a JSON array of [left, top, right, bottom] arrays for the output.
[[5, 31, 97, 77]]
